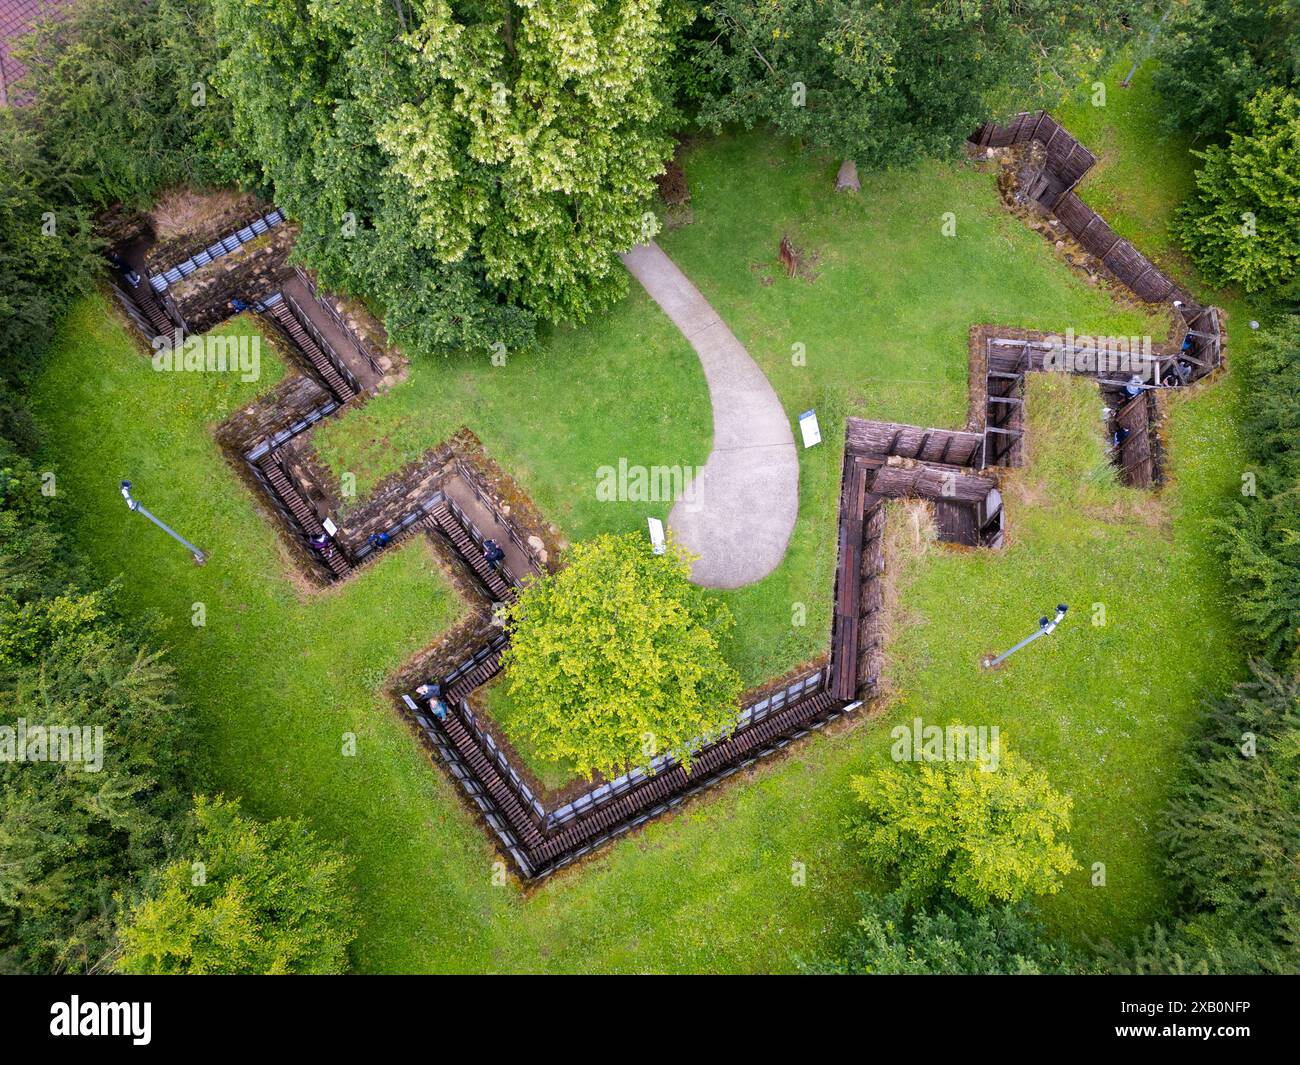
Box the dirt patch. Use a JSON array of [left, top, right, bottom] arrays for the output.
[[149, 187, 259, 243]]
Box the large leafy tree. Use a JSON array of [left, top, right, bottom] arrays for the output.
[[1153, 0, 1300, 143], [847, 740, 1079, 907], [1174, 88, 1300, 296], [695, 0, 1132, 169], [214, 0, 679, 358], [116, 796, 357, 974], [502, 533, 743, 781]]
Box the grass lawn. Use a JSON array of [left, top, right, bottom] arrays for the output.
[[30, 61, 1253, 970]]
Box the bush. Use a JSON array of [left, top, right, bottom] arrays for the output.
[[1173, 89, 1300, 296], [846, 739, 1079, 907], [809, 889, 1084, 975], [116, 796, 357, 974], [502, 533, 743, 781]]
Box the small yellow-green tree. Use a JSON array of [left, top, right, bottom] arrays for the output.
[[503, 533, 743, 781], [847, 740, 1079, 907]]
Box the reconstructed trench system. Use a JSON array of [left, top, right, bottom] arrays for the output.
[[107, 112, 1223, 882]]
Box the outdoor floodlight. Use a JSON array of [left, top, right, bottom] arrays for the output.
[[120, 480, 207, 564], [984, 604, 1068, 669]]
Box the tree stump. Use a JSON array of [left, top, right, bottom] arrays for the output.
[[835, 160, 861, 193], [779, 234, 799, 277]]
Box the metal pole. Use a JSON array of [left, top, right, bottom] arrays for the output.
[[120, 481, 207, 564], [985, 605, 1068, 668]]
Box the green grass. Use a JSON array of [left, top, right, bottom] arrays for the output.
[[30, 73, 1252, 970]]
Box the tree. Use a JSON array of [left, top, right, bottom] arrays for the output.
[[502, 533, 743, 781], [1153, 0, 1300, 143], [1099, 666, 1300, 975], [0, 114, 99, 399], [17, 0, 241, 207], [116, 796, 357, 975], [846, 740, 1079, 907], [0, 433, 195, 974], [1173, 89, 1300, 296], [1216, 489, 1300, 671], [695, 0, 1131, 170], [808, 889, 1084, 975], [1159, 664, 1299, 961], [1239, 315, 1300, 493], [213, 0, 680, 358]]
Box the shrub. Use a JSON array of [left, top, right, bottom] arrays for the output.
[[116, 796, 357, 974], [808, 889, 1084, 975], [502, 533, 743, 781], [846, 740, 1079, 907]]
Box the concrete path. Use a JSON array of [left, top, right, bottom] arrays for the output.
[[621, 242, 798, 588]]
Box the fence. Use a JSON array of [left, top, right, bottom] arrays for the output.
[[283, 291, 362, 397], [452, 457, 547, 573], [147, 208, 286, 293], [293, 266, 385, 379], [970, 112, 1186, 308]]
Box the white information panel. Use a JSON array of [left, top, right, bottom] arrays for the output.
[[798, 409, 822, 448], [647, 517, 667, 555]]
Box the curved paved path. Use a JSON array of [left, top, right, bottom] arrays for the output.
[[621, 242, 798, 588]]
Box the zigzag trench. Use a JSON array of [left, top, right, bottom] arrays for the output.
[[106, 113, 1223, 881]]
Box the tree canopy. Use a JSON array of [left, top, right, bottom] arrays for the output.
[[694, 0, 1132, 169], [1153, 0, 1300, 143], [1174, 88, 1300, 297], [212, 0, 680, 358], [502, 533, 743, 781], [847, 740, 1079, 907], [115, 795, 357, 974]]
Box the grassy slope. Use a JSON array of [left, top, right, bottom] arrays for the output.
[[31, 57, 1251, 970]]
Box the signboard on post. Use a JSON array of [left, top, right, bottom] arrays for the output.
[[647, 517, 666, 555], [798, 409, 822, 448], [322, 517, 339, 536]]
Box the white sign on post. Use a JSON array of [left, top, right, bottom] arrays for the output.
[[647, 517, 666, 555], [322, 517, 339, 536], [798, 409, 822, 448]]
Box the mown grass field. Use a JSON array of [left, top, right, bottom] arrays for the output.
[[31, 60, 1253, 970]]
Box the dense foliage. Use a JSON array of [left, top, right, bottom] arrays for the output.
[[694, 0, 1134, 169], [212, 0, 680, 358], [116, 796, 357, 974], [1102, 666, 1300, 974], [0, 438, 194, 973], [1153, 0, 1300, 143], [846, 741, 1079, 907], [17, 0, 241, 207], [0, 116, 98, 409], [502, 533, 743, 780], [1173, 89, 1300, 296], [809, 889, 1083, 975], [1216, 317, 1300, 669]]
